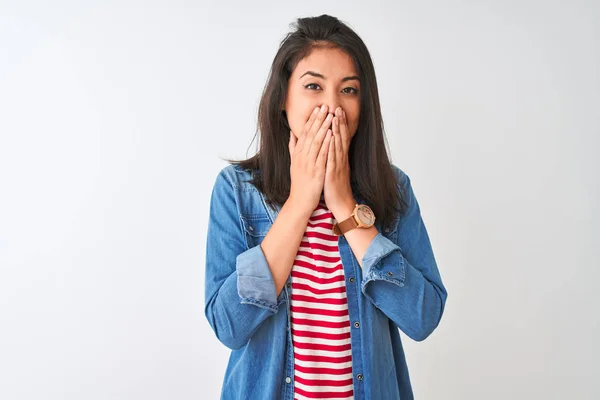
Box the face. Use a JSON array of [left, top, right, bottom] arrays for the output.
[[284, 46, 361, 140]]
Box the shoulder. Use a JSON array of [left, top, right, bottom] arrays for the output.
[[213, 164, 256, 190], [211, 164, 269, 217], [390, 163, 410, 188]]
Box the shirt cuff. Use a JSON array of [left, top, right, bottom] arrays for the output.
[[236, 244, 278, 312], [360, 232, 406, 289]]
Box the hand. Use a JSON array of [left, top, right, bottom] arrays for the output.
[[288, 104, 334, 215], [324, 107, 356, 221]]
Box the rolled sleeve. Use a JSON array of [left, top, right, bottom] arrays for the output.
[[236, 244, 278, 312], [360, 232, 406, 290]]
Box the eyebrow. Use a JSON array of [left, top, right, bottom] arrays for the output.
[[299, 70, 360, 83]]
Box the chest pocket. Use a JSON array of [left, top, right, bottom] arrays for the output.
[[239, 214, 272, 249]]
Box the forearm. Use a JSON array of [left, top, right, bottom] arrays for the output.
[[260, 196, 312, 297]]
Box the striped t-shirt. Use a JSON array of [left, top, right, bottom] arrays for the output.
[[290, 195, 354, 400]]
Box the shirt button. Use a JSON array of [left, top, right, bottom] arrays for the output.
[[249, 225, 254, 231], [387, 271, 393, 276], [357, 373, 363, 381], [348, 277, 355, 283], [286, 282, 292, 289], [285, 377, 291, 384], [384, 228, 390, 233], [354, 321, 360, 328]]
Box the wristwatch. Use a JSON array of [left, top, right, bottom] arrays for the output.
[[332, 204, 376, 236]]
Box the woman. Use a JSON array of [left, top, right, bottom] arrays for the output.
[[204, 14, 448, 400]]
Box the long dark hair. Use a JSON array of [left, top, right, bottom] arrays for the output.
[[227, 14, 408, 230]]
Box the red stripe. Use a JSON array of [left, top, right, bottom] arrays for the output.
[[299, 240, 339, 252], [290, 306, 348, 317], [294, 386, 354, 399], [294, 364, 353, 375], [293, 259, 342, 274], [291, 294, 347, 305], [292, 283, 346, 295], [293, 338, 351, 351], [305, 231, 338, 241], [291, 316, 350, 329], [295, 375, 353, 387], [307, 221, 333, 229], [294, 351, 353, 364], [292, 271, 345, 285], [292, 328, 351, 341], [296, 250, 340, 263], [309, 212, 334, 222]]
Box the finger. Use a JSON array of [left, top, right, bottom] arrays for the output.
[[339, 109, 350, 154], [294, 107, 318, 152], [300, 107, 321, 148], [307, 112, 333, 161], [327, 131, 336, 170], [317, 129, 332, 169], [301, 106, 320, 139], [303, 105, 329, 153], [332, 115, 343, 163]]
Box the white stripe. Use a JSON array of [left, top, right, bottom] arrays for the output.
[[295, 247, 341, 259], [291, 312, 349, 324], [293, 346, 352, 358], [292, 265, 344, 280], [298, 236, 338, 246], [291, 300, 349, 311], [304, 225, 337, 236], [292, 276, 346, 290], [291, 288, 347, 300], [294, 392, 353, 400], [295, 370, 354, 381], [294, 255, 341, 267], [295, 257, 340, 267], [294, 358, 353, 370], [294, 380, 354, 394], [309, 208, 333, 218], [291, 274, 345, 287], [292, 335, 351, 347], [294, 391, 353, 400], [292, 325, 351, 337]]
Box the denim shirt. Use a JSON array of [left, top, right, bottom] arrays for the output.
[[204, 163, 448, 400]]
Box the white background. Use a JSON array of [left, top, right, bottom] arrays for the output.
[[1, 1, 598, 399]]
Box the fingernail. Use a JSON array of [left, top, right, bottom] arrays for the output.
[[320, 104, 327, 112]]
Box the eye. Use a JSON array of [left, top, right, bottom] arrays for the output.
[[304, 83, 321, 90], [342, 87, 359, 95], [304, 83, 360, 95]]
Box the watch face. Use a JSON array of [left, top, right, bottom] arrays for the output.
[[356, 205, 375, 226]]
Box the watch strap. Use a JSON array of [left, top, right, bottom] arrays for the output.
[[332, 215, 358, 236]]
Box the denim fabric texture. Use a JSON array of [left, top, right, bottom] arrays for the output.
[[204, 163, 448, 400]]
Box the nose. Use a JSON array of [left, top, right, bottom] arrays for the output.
[[323, 92, 342, 115]]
